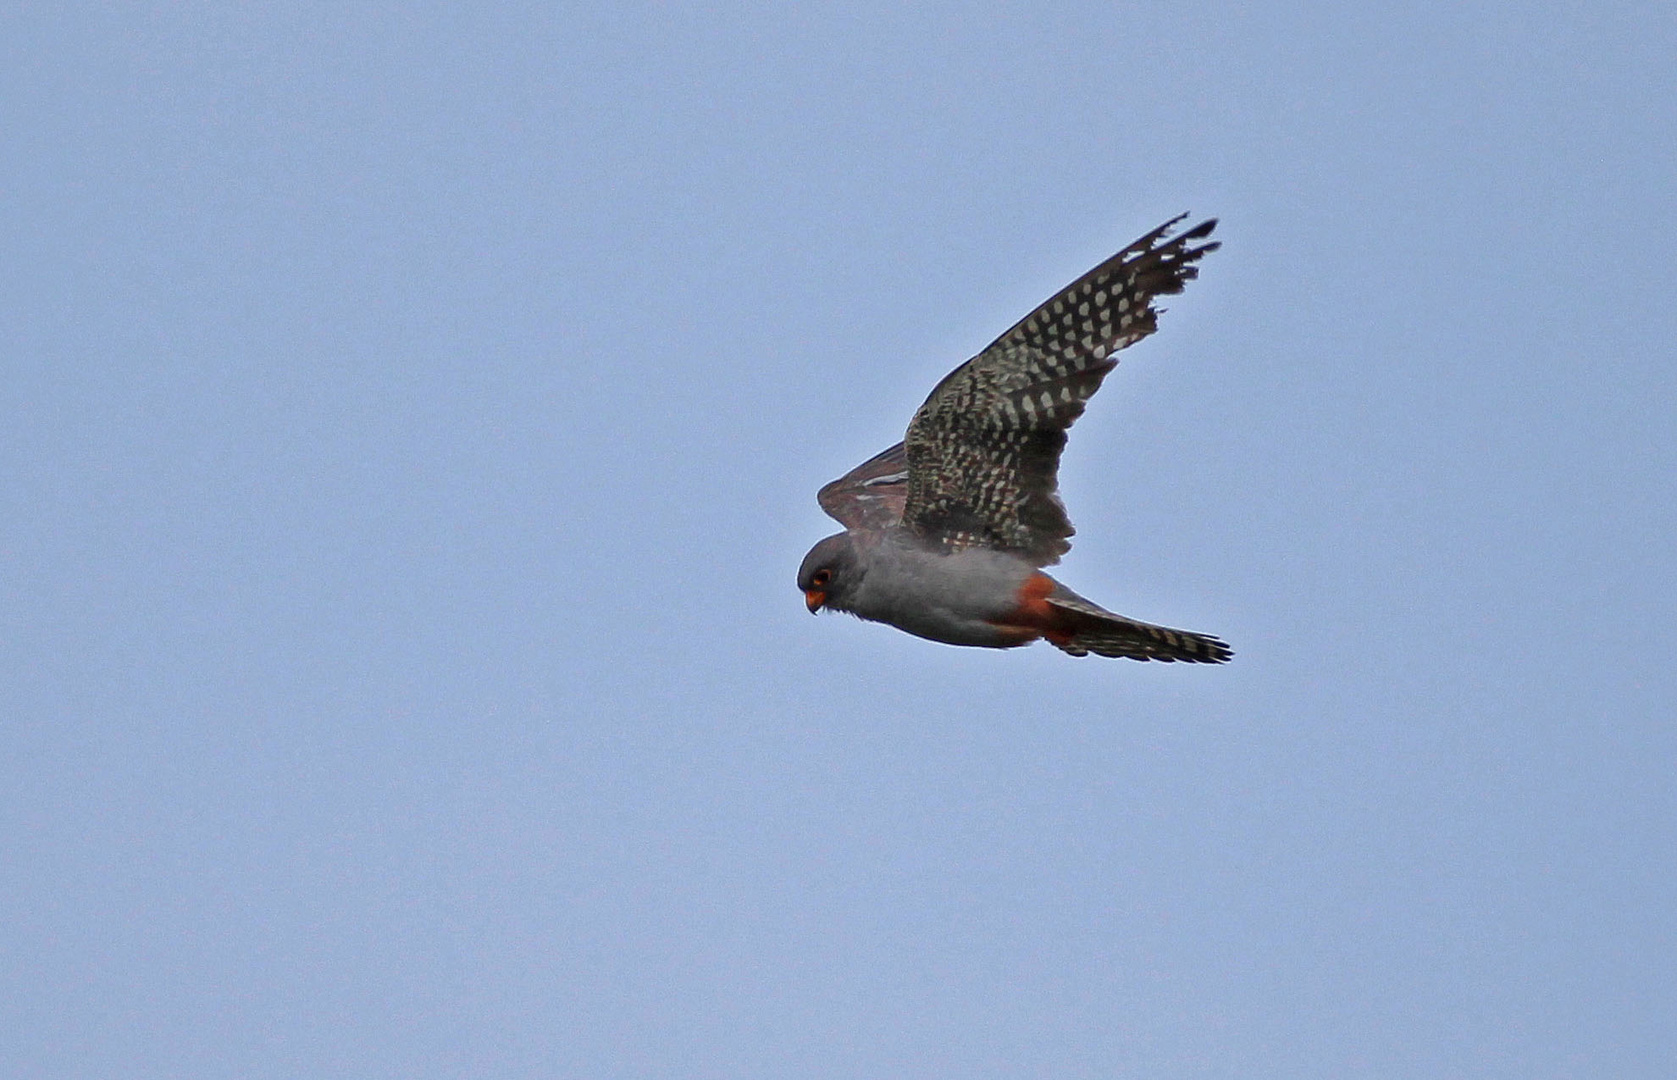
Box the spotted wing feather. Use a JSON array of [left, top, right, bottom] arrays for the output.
[[817, 441, 910, 532], [900, 215, 1218, 565]]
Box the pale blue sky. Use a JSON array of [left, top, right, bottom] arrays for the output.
[[4, 4, 1674, 1078]]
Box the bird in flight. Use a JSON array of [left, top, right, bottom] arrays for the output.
[[798, 215, 1231, 662]]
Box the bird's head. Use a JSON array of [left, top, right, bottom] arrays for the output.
[[797, 533, 862, 614]]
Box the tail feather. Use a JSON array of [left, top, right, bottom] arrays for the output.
[[1045, 591, 1231, 664]]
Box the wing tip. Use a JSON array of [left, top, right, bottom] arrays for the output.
[[1178, 215, 1217, 242]]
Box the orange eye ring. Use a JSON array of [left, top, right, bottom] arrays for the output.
[[811, 569, 832, 587]]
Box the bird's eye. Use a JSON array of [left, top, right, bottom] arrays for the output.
[[812, 569, 832, 587]]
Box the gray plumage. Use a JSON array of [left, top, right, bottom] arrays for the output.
[[800, 215, 1230, 663]]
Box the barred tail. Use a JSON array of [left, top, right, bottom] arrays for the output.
[[1044, 590, 1232, 663]]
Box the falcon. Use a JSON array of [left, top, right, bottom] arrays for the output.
[[797, 214, 1231, 662]]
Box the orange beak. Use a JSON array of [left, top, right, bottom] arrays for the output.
[[804, 589, 826, 614]]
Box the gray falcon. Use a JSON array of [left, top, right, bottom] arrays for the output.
[[797, 214, 1231, 663]]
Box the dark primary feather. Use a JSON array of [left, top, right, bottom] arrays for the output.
[[899, 215, 1218, 565]]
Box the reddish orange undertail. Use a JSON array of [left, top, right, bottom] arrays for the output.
[[990, 572, 1075, 646], [1000, 572, 1233, 663]]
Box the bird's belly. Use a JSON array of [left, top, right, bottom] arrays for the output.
[[883, 604, 1036, 649], [853, 548, 1041, 649]]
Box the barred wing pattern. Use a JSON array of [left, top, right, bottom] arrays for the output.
[[901, 215, 1218, 565], [817, 441, 909, 532]]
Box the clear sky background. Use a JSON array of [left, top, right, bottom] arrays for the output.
[[4, 4, 1674, 1078]]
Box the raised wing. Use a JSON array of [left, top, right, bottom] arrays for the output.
[[817, 441, 909, 532], [900, 215, 1218, 565]]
